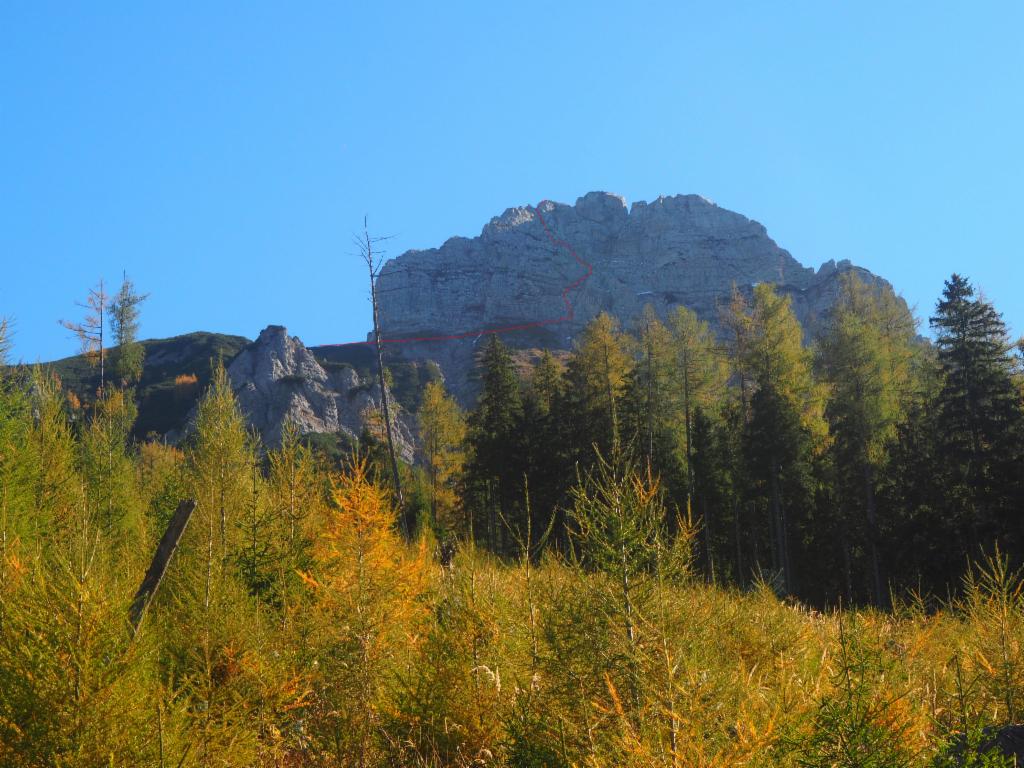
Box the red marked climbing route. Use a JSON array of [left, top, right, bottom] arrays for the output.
[[324, 200, 592, 347]]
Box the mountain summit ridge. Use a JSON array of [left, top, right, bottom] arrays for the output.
[[374, 191, 897, 397]]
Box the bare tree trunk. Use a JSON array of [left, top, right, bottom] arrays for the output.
[[863, 462, 886, 607], [602, 343, 620, 460], [733, 498, 744, 587], [646, 340, 655, 466], [770, 456, 792, 595], [371, 283, 406, 527], [839, 513, 854, 604], [360, 219, 407, 536], [98, 278, 105, 392]]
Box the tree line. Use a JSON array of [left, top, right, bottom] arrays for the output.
[[416, 273, 1024, 607]]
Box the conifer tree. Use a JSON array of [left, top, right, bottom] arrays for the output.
[[137, 440, 187, 529], [735, 283, 827, 596], [418, 380, 467, 536], [26, 368, 82, 542], [667, 305, 728, 547], [186, 362, 254, 578], [930, 274, 1024, 555], [109, 272, 148, 385], [690, 406, 738, 580], [0, 321, 34, 555], [160, 363, 274, 764], [818, 275, 918, 606], [624, 306, 678, 474], [0, 372, 158, 764], [266, 420, 323, 607], [564, 313, 633, 465], [302, 459, 427, 765], [558, 453, 693, 760], [466, 336, 524, 551], [878, 352, 955, 594], [519, 351, 571, 544], [721, 285, 755, 417], [79, 388, 145, 553], [395, 541, 509, 764], [0, 497, 161, 765]]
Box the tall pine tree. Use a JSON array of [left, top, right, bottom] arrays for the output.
[[465, 336, 524, 552], [930, 274, 1024, 557]]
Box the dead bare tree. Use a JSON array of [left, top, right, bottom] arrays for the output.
[[60, 279, 109, 392], [356, 218, 407, 536]]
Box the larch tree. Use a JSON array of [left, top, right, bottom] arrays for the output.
[[161, 362, 270, 764], [817, 274, 917, 606], [735, 283, 827, 596], [109, 272, 148, 385], [302, 459, 427, 766], [186, 362, 254, 583], [624, 306, 677, 474], [0, 320, 35, 556], [26, 368, 82, 542], [563, 453, 691, 759], [79, 387, 145, 552], [0, 356, 159, 766], [564, 312, 633, 466], [0, 488, 161, 766], [667, 305, 728, 554], [418, 380, 467, 537], [60, 279, 109, 393], [266, 420, 323, 603]]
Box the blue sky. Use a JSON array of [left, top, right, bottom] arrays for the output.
[[2, 2, 1022, 362]]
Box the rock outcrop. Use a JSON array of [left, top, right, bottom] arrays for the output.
[[226, 325, 414, 459], [375, 192, 899, 398]]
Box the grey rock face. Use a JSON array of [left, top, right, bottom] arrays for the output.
[[227, 325, 414, 460], [375, 192, 900, 397]]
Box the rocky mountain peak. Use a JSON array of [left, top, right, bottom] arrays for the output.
[[227, 326, 414, 457], [374, 191, 901, 400]]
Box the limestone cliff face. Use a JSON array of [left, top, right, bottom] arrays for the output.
[[374, 192, 898, 396], [226, 325, 414, 459]]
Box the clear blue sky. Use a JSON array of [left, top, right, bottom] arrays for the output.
[[3, 2, 1022, 362]]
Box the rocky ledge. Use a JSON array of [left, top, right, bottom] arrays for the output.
[[226, 326, 414, 460]]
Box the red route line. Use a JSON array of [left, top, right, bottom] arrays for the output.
[[322, 199, 593, 347]]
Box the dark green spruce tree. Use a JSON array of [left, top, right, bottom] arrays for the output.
[[518, 351, 571, 547], [930, 274, 1024, 560], [465, 335, 525, 553]]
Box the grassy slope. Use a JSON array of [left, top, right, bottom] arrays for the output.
[[39, 331, 251, 438]]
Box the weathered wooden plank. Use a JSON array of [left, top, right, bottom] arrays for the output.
[[129, 499, 197, 634]]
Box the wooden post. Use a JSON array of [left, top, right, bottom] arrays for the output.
[[129, 499, 197, 634]]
